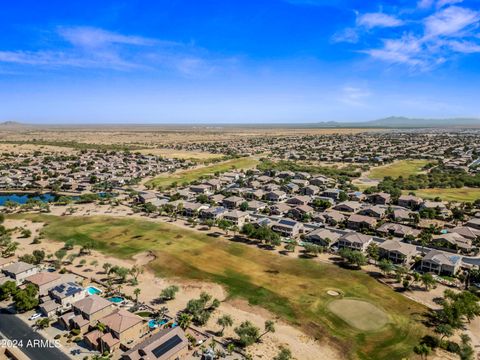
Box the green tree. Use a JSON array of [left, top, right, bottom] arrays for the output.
[[0, 281, 17, 301], [435, 323, 453, 341], [303, 243, 322, 257], [159, 285, 179, 302], [338, 248, 367, 268], [413, 343, 431, 359], [366, 243, 379, 264], [258, 320, 275, 341], [234, 321, 260, 347], [177, 313, 192, 330], [274, 346, 292, 360], [217, 219, 233, 236], [133, 288, 141, 304], [54, 249, 67, 263], [421, 273, 436, 291], [217, 314, 234, 336], [378, 259, 394, 277], [14, 284, 39, 312]]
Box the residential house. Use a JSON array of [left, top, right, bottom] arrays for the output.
[[283, 183, 299, 194], [24, 272, 63, 296], [247, 200, 267, 213], [377, 223, 420, 238], [333, 201, 361, 213], [84, 309, 148, 353], [304, 185, 319, 196], [421, 250, 462, 276], [60, 295, 115, 334], [466, 218, 480, 230], [305, 228, 341, 247], [450, 226, 480, 241], [271, 219, 302, 238], [40, 282, 86, 317], [287, 196, 311, 206], [270, 203, 291, 215], [348, 191, 366, 201], [222, 196, 244, 209], [392, 208, 413, 222], [398, 195, 423, 209], [1, 261, 39, 285], [122, 327, 189, 360], [322, 188, 341, 201], [358, 205, 386, 218], [189, 184, 213, 195], [321, 211, 346, 225], [289, 205, 314, 220], [378, 240, 417, 264], [200, 207, 227, 221], [337, 233, 373, 252], [346, 214, 377, 230], [368, 192, 391, 205], [223, 210, 249, 228], [432, 233, 473, 253], [182, 202, 209, 217], [264, 190, 287, 202]]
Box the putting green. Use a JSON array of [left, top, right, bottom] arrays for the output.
[[328, 298, 389, 331]]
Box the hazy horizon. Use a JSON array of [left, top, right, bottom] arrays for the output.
[[1, 0, 480, 124]]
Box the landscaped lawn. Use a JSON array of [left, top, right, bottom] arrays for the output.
[[367, 160, 430, 180], [16, 214, 427, 360], [145, 157, 259, 189], [405, 187, 480, 202]]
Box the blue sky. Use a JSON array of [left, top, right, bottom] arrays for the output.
[[0, 0, 480, 124]]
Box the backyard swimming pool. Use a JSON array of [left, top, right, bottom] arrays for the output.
[[108, 296, 124, 303], [86, 286, 102, 296]]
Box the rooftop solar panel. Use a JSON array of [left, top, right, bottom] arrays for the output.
[[151, 335, 182, 358]]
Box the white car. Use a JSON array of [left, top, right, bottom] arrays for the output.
[[29, 313, 42, 321]]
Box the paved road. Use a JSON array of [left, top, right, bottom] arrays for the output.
[[0, 309, 70, 360]]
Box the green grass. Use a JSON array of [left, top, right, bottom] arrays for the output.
[[145, 157, 259, 189], [367, 160, 430, 180], [328, 299, 389, 332], [405, 187, 480, 202], [15, 214, 427, 360]]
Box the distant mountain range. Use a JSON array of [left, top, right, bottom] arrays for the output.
[[314, 117, 480, 128], [1, 117, 480, 128]]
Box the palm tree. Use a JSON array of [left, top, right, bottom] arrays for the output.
[[258, 320, 275, 341], [177, 313, 192, 330], [155, 306, 169, 322], [421, 273, 436, 291], [133, 288, 141, 304], [217, 314, 234, 336], [103, 262, 112, 276]]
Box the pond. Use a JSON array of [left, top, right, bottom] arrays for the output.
[[0, 192, 58, 206]]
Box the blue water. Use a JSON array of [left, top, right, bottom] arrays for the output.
[[86, 286, 102, 296], [148, 319, 168, 328], [0, 193, 57, 206], [108, 296, 124, 303]]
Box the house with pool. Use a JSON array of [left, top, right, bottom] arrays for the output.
[[84, 309, 149, 353], [59, 294, 115, 334]]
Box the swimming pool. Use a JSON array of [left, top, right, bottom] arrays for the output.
[[148, 319, 168, 328], [86, 286, 102, 296], [108, 296, 124, 303]]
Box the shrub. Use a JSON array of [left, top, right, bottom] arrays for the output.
[[445, 341, 460, 354]]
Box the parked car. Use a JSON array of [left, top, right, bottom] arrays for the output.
[[29, 313, 42, 321]]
